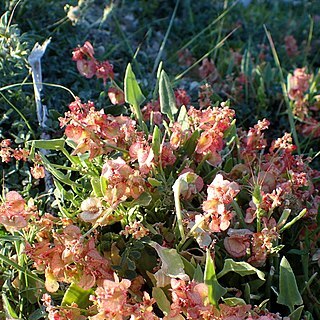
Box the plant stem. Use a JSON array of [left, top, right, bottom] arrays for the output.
[[173, 178, 185, 242]]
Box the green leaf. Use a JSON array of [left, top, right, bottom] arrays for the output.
[[132, 192, 152, 206], [181, 256, 195, 279], [277, 256, 303, 312], [159, 70, 178, 122], [183, 130, 200, 157], [149, 241, 187, 279], [29, 138, 65, 150], [252, 184, 262, 207], [177, 105, 189, 130], [91, 177, 103, 197], [124, 63, 145, 107], [204, 249, 227, 306], [29, 309, 48, 320], [277, 208, 291, 228], [152, 287, 171, 316], [217, 259, 265, 281], [280, 209, 307, 233], [100, 176, 108, 196], [39, 153, 81, 187], [288, 306, 304, 320], [193, 264, 204, 283], [61, 283, 93, 308], [152, 125, 161, 160], [148, 178, 162, 187], [222, 297, 247, 306], [2, 293, 19, 319]]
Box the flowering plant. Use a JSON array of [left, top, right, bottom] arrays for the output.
[[1, 41, 320, 320]]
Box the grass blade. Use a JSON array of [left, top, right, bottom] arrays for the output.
[[152, 0, 180, 75], [264, 25, 300, 154], [177, 0, 239, 54], [174, 27, 239, 81]]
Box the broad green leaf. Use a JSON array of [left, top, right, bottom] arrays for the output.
[[159, 70, 178, 121], [181, 256, 195, 279], [29, 138, 65, 150], [61, 282, 93, 308], [91, 177, 103, 197], [217, 259, 265, 281], [193, 264, 204, 283], [124, 63, 145, 107], [132, 192, 152, 206], [183, 130, 200, 157], [29, 309, 48, 320], [277, 256, 303, 312], [40, 153, 81, 187], [288, 306, 304, 320], [100, 176, 108, 196], [177, 105, 189, 130], [222, 297, 247, 306], [152, 287, 171, 316], [148, 178, 162, 187], [152, 125, 161, 160], [2, 294, 19, 319], [204, 249, 227, 306], [149, 241, 187, 279]]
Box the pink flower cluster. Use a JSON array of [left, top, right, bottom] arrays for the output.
[[188, 105, 235, 165], [164, 278, 284, 320], [89, 274, 157, 320], [224, 220, 279, 267], [202, 174, 240, 232], [26, 222, 113, 292], [102, 157, 146, 204], [0, 191, 33, 231], [288, 68, 311, 119], [284, 35, 299, 58], [0, 139, 29, 163], [72, 41, 114, 85], [60, 97, 138, 159]]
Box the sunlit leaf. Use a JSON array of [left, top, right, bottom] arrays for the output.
[[280, 209, 307, 233], [29, 138, 65, 150], [288, 306, 304, 320], [149, 241, 187, 279], [222, 297, 247, 306], [204, 249, 227, 306], [152, 125, 161, 160], [45, 268, 59, 293], [177, 105, 189, 130], [61, 283, 93, 308], [124, 63, 145, 107], [277, 256, 303, 312], [159, 70, 178, 122], [2, 293, 19, 319], [152, 287, 171, 316], [217, 259, 265, 281], [193, 264, 204, 283]]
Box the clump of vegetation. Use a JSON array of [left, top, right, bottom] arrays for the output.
[[1, 1, 320, 319]]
